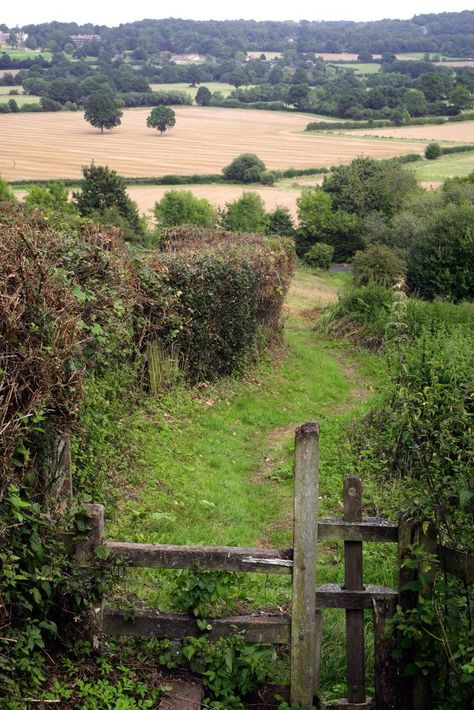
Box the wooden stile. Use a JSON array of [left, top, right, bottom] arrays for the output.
[[290, 422, 320, 709], [344, 476, 366, 705]]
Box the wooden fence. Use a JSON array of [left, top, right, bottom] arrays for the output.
[[75, 422, 474, 710]]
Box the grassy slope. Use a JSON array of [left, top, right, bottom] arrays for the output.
[[106, 266, 394, 698]]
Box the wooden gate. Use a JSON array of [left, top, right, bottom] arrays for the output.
[[74, 422, 411, 709]]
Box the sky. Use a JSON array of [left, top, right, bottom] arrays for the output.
[[2, 1, 472, 28]]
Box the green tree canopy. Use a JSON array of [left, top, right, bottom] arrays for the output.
[[146, 106, 176, 135], [407, 203, 474, 302], [221, 192, 269, 234], [154, 190, 217, 228], [322, 157, 418, 218], [84, 91, 123, 133], [73, 163, 143, 241], [222, 154, 266, 183], [195, 86, 212, 106]]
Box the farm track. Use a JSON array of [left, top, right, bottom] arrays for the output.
[[0, 106, 425, 182]]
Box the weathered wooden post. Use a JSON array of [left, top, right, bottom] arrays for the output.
[[290, 422, 320, 709], [373, 594, 398, 710], [398, 516, 436, 710], [344, 476, 366, 705], [75, 503, 105, 647]]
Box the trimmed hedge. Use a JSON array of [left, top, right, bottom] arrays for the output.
[[143, 228, 294, 381]]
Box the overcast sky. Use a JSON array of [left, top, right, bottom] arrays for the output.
[[2, 1, 472, 28]]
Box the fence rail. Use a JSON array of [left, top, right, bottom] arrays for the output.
[[75, 421, 473, 710]]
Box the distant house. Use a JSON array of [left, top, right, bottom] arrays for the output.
[[170, 53, 202, 64], [0, 31, 28, 46], [71, 34, 101, 47]]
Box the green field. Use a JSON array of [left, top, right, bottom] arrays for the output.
[[410, 150, 474, 182], [331, 62, 381, 74], [0, 87, 41, 105], [396, 51, 464, 61], [0, 48, 52, 61], [149, 82, 236, 99]]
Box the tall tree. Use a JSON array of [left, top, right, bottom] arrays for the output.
[[146, 106, 176, 135], [84, 91, 123, 134]]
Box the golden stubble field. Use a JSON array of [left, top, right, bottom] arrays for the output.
[[0, 107, 425, 182], [356, 120, 474, 142]]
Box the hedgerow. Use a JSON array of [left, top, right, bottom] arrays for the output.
[[142, 228, 294, 381], [0, 204, 293, 697]]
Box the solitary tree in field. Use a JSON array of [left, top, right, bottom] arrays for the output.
[[195, 86, 212, 106], [84, 91, 123, 133], [146, 106, 176, 135]]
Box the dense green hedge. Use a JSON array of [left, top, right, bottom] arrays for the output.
[[143, 229, 294, 381]]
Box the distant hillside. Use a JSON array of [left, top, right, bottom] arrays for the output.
[[18, 12, 474, 58]]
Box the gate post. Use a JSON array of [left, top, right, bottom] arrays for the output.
[[290, 422, 320, 709]]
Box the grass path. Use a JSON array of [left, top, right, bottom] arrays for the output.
[[107, 268, 391, 584], [108, 269, 374, 548], [106, 266, 395, 697]]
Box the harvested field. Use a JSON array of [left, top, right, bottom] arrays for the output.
[[315, 52, 381, 61], [0, 106, 424, 182], [354, 120, 474, 142], [126, 184, 302, 219]]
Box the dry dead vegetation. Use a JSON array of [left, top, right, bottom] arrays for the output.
[[0, 106, 425, 181]]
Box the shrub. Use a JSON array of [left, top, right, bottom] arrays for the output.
[[267, 206, 294, 236], [303, 242, 334, 270], [221, 191, 269, 234], [143, 231, 294, 381], [407, 203, 474, 302], [222, 154, 266, 183], [154, 190, 217, 228], [259, 171, 275, 186], [73, 163, 144, 241], [425, 141, 442, 160], [352, 325, 474, 707], [352, 245, 406, 287], [318, 282, 394, 348]]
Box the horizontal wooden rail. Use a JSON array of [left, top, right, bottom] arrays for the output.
[[97, 519, 398, 574], [104, 542, 294, 574], [437, 544, 474, 583], [318, 517, 398, 543], [103, 608, 292, 643], [315, 584, 398, 609], [103, 586, 397, 641]]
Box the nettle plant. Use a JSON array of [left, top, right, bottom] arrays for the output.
[[158, 570, 278, 709]]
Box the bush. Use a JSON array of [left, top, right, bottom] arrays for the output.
[[154, 190, 217, 228], [267, 206, 294, 236], [222, 154, 266, 183], [352, 245, 406, 287], [318, 282, 394, 348], [143, 231, 294, 381], [425, 141, 442, 160], [221, 191, 269, 234], [407, 203, 474, 302], [303, 242, 334, 270], [352, 323, 474, 707], [73, 163, 144, 241]]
